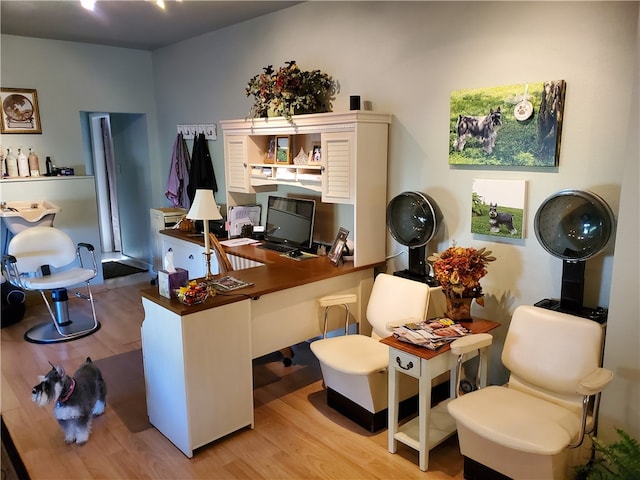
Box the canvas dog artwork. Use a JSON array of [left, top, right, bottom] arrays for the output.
[[489, 203, 518, 235], [453, 107, 502, 154], [32, 357, 106, 445]]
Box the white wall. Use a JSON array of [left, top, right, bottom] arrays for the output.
[[599, 6, 640, 442], [1, 1, 637, 439]]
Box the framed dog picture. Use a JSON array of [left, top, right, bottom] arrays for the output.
[[449, 80, 565, 167], [264, 136, 276, 163], [0, 87, 42, 134], [308, 143, 322, 165], [275, 135, 291, 164], [328, 227, 349, 265], [471, 179, 526, 239]]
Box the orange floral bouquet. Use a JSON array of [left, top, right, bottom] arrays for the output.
[[428, 245, 495, 306]]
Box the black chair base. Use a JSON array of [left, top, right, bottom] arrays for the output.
[[24, 318, 101, 344]]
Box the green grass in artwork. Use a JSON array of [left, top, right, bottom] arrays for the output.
[[471, 203, 523, 238], [449, 82, 558, 167]]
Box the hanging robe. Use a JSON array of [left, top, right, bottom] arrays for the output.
[[165, 133, 191, 208], [187, 132, 218, 205]]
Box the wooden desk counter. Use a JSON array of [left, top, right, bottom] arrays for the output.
[[142, 231, 380, 316]]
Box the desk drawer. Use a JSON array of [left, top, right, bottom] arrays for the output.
[[391, 349, 420, 378]]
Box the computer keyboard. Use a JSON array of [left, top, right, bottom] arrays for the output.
[[258, 242, 296, 253]]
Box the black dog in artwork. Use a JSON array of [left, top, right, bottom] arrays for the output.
[[453, 107, 502, 154], [488, 203, 517, 235]]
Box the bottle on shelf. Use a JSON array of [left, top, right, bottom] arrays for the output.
[[17, 148, 29, 177], [0, 146, 5, 177], [28, 148, 40, 177], [6, 148, 18, 177], [45, 156, 53, 176]]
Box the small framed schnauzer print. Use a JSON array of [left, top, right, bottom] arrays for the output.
[[449, 81, 565, 167], [1, 87, 42, 134], [471, 179, 526, 239], [275, 135, 291, 164]]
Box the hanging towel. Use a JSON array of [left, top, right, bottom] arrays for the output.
[[165, 133, 191, 208], [187, 132, 218, 205]]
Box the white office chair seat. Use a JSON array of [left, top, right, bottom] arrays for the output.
[[310, 334, 388, 375], [19, 267, 96, 290], [448, 385, 583, 455]]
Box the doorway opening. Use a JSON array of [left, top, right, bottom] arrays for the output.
[[83, 112, 152, 274]]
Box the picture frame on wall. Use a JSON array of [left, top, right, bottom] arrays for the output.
[[449, 80, 566, 168], [0, 87, 42, 134], [275, 135, 291, 164], [328, 227, 349, 265], [471, 178, 527, 239]]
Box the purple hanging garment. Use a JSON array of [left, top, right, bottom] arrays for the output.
[[165, 133, 191, 208]]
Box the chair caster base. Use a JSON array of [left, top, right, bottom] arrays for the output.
[[24, 318, 101, 344]]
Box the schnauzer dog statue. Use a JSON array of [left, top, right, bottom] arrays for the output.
[[32, 357, 106, 445], [489, 203, 518, 235]]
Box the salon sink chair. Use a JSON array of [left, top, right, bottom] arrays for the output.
[[2, 226, 100, 343], [447, 305, 613, 480]]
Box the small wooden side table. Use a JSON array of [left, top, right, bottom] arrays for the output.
[[381, 318, 501, 471]]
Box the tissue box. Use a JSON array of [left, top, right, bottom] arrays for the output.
[[158, 268, 189, 299]]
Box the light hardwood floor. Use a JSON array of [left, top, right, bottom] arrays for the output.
[[1, 272, 464, 479]]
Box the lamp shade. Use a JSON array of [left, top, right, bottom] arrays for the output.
[[186, 189, 222, 221]]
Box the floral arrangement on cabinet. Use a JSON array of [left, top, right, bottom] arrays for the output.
[[245, 60, 337, 121], [428, 244, 496, 320]]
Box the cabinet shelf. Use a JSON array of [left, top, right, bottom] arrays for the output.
[[394, 399, 457, 452], [250, 163, 322, 190]]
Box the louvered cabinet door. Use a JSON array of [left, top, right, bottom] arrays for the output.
[[321, 131, 355, 204], [224, 136, 251, 193]]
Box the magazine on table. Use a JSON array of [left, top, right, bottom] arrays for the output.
[[393, 318, 470, 350], [209, 275, 254, 292]]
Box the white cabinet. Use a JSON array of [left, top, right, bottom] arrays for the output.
[[161, 234, 218, 279], [141, 298, 254, 457], [220, 112, 390, 267]]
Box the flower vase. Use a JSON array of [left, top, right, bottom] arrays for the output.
[[445, 293, 473, 321]]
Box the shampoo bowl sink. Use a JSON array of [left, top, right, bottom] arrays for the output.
[[0, 200, 62, 233]]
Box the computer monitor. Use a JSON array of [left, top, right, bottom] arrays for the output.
[[264, 195, 316, 249]]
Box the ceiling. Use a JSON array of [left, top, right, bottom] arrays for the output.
[[0, 1, 302, 51]]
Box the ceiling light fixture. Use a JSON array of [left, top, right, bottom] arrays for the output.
[[80, 0, 96, 11]]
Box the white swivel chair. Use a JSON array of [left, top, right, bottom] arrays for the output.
[[310, 273, 432, 431], [447, 305, 613, 480], [2, 226, 100, 344]]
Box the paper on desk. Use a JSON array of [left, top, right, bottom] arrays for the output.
[[220, 238, 260, 247]]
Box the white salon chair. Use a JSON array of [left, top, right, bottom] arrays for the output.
[[447, 305, 613, 480], [310, 273, 432, 431], [2, 226, 100, 344]]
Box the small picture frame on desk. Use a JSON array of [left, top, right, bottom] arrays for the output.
[[275, 135, 291, 164], [328, 227, 349, 265]]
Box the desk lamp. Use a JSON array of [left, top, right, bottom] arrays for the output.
[[186, 189, 222, 280]]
